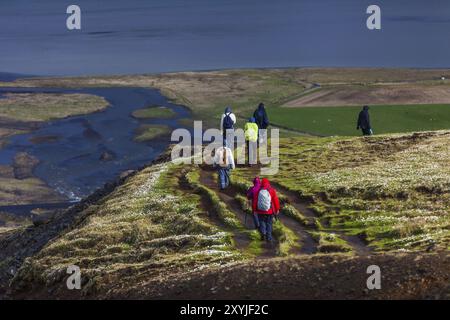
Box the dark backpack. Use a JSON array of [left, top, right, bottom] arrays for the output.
[[223, 113, 234, 130]]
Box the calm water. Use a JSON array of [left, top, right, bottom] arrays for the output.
[[0, 0, 449, 76], [0, 87, 190, 203]]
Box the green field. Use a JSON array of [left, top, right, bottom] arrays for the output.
[[269, 104, 450, 136]]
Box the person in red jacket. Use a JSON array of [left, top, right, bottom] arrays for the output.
[[252, 178, 280, 242]]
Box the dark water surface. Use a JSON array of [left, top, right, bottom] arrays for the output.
[[0, 0, 449, 76], [0, 87, 190, 206]]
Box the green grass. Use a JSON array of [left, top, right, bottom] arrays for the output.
[[134, 124, 171, 142], [272, 219, 300, 256], [245, 230, 264, 256], [270, 104, 450, 136], [131, 106, 176, 119], [280, 204, 308, 226]]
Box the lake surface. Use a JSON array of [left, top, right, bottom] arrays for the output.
[[0, 0, 449, 76], [0, 87, 190, 205]]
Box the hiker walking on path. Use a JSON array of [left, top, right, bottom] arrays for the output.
[[213, 142, 235, 190], [244, 117, 259, 166], [252, 178, 280, 242], [220, 106, 236, 147], [246, 177, 261, 230], [253, 103, 269, 143], [357, 105, 373, 136]]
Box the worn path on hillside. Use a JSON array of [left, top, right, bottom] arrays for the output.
[[199, 168, 317, 255], [271, 182, 372, 256], [197, 165, 372, 256], [197, 168, 277, 258], [178, 172, 256, 254]]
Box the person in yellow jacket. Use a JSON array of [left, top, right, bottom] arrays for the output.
[[244, 117, 259, 166]]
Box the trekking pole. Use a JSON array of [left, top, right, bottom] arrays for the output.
[[244, 211, 247, 227]]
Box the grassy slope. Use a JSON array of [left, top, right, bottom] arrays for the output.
[[234, 131, 450, 251], [7, 131, 449, 298], [10, 162, 243, 297]]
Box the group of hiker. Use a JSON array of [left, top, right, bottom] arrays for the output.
[[220, 102, 269, 147], [213, 152, 280, 242], [215, 102, 270, 190], [214, 102, 278, 242], [213, 102, 374, 242]]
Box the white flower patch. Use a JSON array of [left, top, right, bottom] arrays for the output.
[[194, 249, 235, 257], [357, 215, 397, 225], [133, 163, 168, 197], [312, 135, 450, 194], [391, 230, 444, 247]]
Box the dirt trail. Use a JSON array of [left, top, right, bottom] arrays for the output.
[[199, 168, 316, 255], [195, 164, 372, 256], [272, 182, 372, 255], [223, 178, 317, 255], [178, 173, 254, 252], [275, 212, 317, 255], [198, 169, 278, 258]]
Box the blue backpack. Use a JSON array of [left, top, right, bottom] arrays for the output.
[[223, 113, 234, 130]]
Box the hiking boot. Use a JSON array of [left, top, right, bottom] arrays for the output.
[[260, 234, 266, 241]]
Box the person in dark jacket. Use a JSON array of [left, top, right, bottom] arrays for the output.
[[357, 105, 373, 136], [253, 103, 269, 143]]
